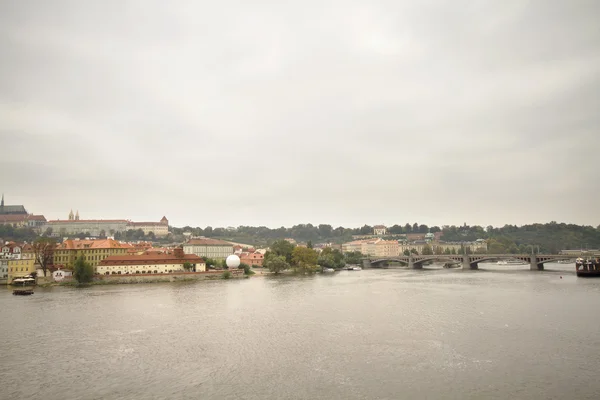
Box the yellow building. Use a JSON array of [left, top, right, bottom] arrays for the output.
[[342, 238, 399, 257], [53, 239, 131, 272], [8, 258, 36, 283]]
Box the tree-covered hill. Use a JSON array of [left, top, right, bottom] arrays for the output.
[[170, 222, 600, 253]]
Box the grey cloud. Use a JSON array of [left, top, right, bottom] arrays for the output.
[[1, 0, 599, 228]]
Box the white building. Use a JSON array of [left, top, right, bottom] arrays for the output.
[[373, 225, 387, 236], [97, 252, 206, 275], [183, 238, 234, 260], [53, 269, 73, 281]]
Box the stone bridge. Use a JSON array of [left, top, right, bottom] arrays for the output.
[[364, 254, 576, 271]]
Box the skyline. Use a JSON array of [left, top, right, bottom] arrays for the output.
[[1, 193, 597, 230], [2, 1, 599, 228]]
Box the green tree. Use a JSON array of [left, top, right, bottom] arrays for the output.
[[264, 254, 289, 274], [269, 239, 296, 263], [318, 253, 336, 270], [307, 240, 313, 249], [410, 248, 418, 255], [183, 261, 193, 271], [292, 246, 319, 274], [239, 262, 254, 275], [403, 249, 411, 256], [344, 251, 363, 264], [421, 244, 434, 255], [73, 255, 94, 284]]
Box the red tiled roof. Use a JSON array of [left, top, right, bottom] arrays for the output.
[[57, 239, 132, 250], [0, 215, 28, 222], [47, 219, 129, 223], [99, 253, 204, 266], [185, 238, 233, 246], [128, 221, 168, 226]]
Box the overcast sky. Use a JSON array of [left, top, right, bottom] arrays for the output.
[[1, 1, 599, 229]]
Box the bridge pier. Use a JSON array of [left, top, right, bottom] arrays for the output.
[[408, 256, 422, 269], [462, 255, 478, 270], [363, 259, 372, 269], [529, 256, 544, 271]]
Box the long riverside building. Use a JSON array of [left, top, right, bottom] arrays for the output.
[[53, 239, 131, 271], [97, 251, 206, 275], [183, 238, 234, 260]]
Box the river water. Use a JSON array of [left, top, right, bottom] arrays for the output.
[[1, 264, 600, 400]]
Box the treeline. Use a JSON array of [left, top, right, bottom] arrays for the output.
[[262, 240, 363, 274], [170, 223, 443, 246], [441, 222, 600, 253], [0, 225, 38, 242], [172, 222, 600, 253]]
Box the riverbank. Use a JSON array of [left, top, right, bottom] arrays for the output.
[[34, 269, 246, 287]]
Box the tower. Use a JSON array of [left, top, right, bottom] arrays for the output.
[[69, 209, 74, 220], [1, 194, 4, 207], [75, 210, 80, 220]]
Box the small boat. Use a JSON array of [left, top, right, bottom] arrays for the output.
[[443, 263, 461, 269], [497, 259, 527, 266], [322, 268, 335, 273], [576, 258, 600, 277], [346, 266, 362, 271], [13, 289, 34, 296]]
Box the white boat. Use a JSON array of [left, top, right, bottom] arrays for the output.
[[346, 266, 362, 271], [322, 268, 335, 273], [497, 259, 526, 266]]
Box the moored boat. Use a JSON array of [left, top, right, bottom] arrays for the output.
[[575, 258, 600, 277], [13, 289, 34, 296]]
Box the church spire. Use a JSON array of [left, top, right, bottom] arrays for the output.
[[75, 210, 80, 220], [69, 209, 74, 220], [1, 193, 3, 207]]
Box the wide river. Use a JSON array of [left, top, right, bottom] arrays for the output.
[[1, 264, 600, 400]]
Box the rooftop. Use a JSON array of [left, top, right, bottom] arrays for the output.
[[57, 239, 133, 250], [99, 253, 203, 266], [185, 238, 233, 246]]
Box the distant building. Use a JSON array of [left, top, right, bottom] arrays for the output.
[[97, 248, 205, 275], [1, 242, 22, 259], [127, 216, 169, 237], [342, 238, 398, 257], [0, 195, 27, 215], [183, 238, 234, 260], [240, 251, 264, 267], [0, 214, 46, 229], [53, 239, 131, 272], [43, 211, 169, 237], [373, 225, 387, 236]]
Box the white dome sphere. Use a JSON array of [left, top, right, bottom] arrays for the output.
[[226, 254, 241, 268]]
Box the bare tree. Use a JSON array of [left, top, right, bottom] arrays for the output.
[[33, 238, 57, 277]]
